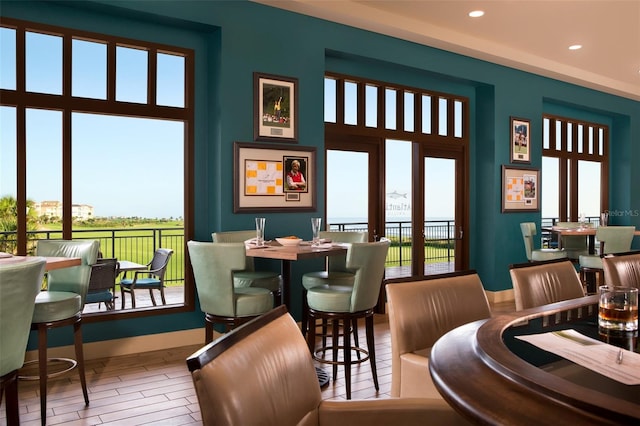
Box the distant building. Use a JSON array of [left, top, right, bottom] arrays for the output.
[[33, 201, 94, 220]]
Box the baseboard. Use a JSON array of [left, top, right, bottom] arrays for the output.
[[25, 327, 209, 361], [485, 289, 515, 304]]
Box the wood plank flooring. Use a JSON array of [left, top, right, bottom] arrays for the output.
[[2, 300, 515, 425]]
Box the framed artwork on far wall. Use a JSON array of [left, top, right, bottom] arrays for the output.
[[254, 72, 298, 143], [510, 116, 530, 164], [501, 165, 540, 212]]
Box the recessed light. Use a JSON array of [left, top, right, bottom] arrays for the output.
[[469, 10, 484, 18], [568, 44, 582, 50]]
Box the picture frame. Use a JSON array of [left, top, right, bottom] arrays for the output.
[[510, 116, 530, 164], [234, 142, 316, 212], [254, 72, 298, 143], [501, 165, 540, 212]]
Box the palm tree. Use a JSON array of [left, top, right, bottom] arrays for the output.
[[0, 196, 39, 253]]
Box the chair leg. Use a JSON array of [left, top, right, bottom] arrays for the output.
[[149, 289, 157, 306], [306, 312, 317, 354], [343, 317, 352, 400], [131, 289, 136, 308], [73, 320, 89, 406], [332, 319, 339, 381], [159, 287, 167, 305], [121, 288, 126, 310], [3, 371, 20, 425], [352, 318, 361, 361], [301, 290, 309, 336], [38, 324, 48, 425], [205, 318, 214, 344], [366, 314, 379, 391]]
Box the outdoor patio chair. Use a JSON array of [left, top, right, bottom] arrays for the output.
[[120, 248, 173, 309]]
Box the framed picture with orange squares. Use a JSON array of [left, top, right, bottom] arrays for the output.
[[502, 165, 540, 212]]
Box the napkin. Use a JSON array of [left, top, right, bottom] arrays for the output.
[[244, 238, 271, 248], [0, 252, 13, 258], [516, 329, 640, 385]]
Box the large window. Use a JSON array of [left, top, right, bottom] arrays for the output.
[[542, 114, 609, 224], [0, 17, 194, 319]]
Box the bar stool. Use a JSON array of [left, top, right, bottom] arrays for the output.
[[305, 240, 389, 399], [27, 239, 99, 425]]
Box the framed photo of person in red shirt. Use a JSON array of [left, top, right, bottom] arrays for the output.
[[284, 156, 308, 193]]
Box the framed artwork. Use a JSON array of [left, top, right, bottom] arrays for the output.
[[234, 142, 316, 212], [254, 72, 298, 142], [510, 116, 530, 164], [501, 165, 540, 212]]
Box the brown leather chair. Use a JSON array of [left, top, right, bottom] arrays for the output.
[[509, 258, 585, 311], [186, 305, 470, 426], [386, 271, 491, 398], [602, 251, 640, 289]]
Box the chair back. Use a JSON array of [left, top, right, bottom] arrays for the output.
[[603, 251, 640, 289], [36, 239, 100, 305], [319, 231, 368, 272], [386, 270, 491, 397], [596, 226, 635, 254], [346, 241, 390, 312], [187, 241, 246, 317], [88, 258, 119, 292], [0, 257, 46, 376], [509, 258, 585, 310], [148, 248, 173, 279], [186, 306, 322, 426], [212, 230, 257, 271], [519, 222, 537, 260]]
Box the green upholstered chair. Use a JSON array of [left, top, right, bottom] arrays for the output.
[[579, 226, 636, 291], [602, 251, 640, 289], [509, 258, 586, 311], [0, 257, 46, 425], [305, 240, 390, 400], [520, 222, 567, 262], [212, 230, 282, 306], [555, 222, 590, 260], [301, 231, 368, 337], [85, 258, 119, 311], [120, 248, 173, 309], [187, 241, 274, 343], [33, 239, 100, 424]]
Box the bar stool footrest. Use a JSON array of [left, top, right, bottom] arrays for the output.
[[19, 357, 77, 381]]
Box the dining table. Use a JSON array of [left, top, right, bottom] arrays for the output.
[[429, 295, 640, 424], [246, 241, 347, 311], [0, 254, 82, 271], [542, 225, 640, 255]]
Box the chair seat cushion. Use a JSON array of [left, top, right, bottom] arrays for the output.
[[234, 287, 274, 316], [579, 254, 603, 270], [233, 270, 281, 291], [531, 249, 567, 262], [120, 278, 161, 289], [399, 352, 442, 399], [32, 291, 81, 323], [302, 271, 355, 290], [86, 290, 113, 304], [307, 284, 355, 312]]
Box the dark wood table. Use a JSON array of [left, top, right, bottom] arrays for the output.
[[0, 255, 81, 271], [542, 226, 640, 255], [430, 295, 640, 425], [246, 242, 347, 310]]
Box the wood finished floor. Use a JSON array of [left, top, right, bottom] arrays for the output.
[[2, 300, 515, 426]]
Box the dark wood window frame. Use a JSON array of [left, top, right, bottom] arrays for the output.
[[0, 17, 195, 322]]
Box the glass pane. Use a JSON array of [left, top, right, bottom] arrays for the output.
[[421, 95, 431, 134], [555, 120, 562, 150], [72, 39, 107, 99], [578, 160, 601, 221], [385, 139, 411, 277], [454, 100, 462, 138], [542, 156, 559, 223], [404, 92, 414, 132], [157, 52, 185, 107], [0, 27, 16, 90], [26, 108, 63, 224], [577, 124, 584, 154], [344, 81, 357, 125], [116, 46, 148, 103], [26, 32, 62, 95], [543, 118, 550, 150], [438, 97, 447, 136], [72, 113, 185, 311], [385, 88, 396, 130], [425, 157, 455, 274], [326, 150, 368, 228], [324, 78, 336, 123], [567, 122, 573, 152], [365, 84, 377, 127]]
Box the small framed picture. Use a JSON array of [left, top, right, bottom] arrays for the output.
[[502, 165, 540, 212], [510, 116, 530, 164], [254, 72, 298, 143]]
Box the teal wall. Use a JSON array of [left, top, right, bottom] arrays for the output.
[[3, 0, 638, 346]]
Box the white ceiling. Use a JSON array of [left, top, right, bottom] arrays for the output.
[[256, 0, 640, 101]]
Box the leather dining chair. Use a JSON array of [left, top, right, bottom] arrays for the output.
[[120, 248, 173, 309], [32, 239, 100, 425], [602, 250, 640, 289], [579, 226, 636, 292], [0, 257, 46, 425], [305, 240, 390, 400], [212, 230, 282, 306], [509, 258, 586, 311], [186, 305, 470, 426], [187, 241, 274, 343], [520, 222, 567, 262], [386, 270, 491, 399]]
